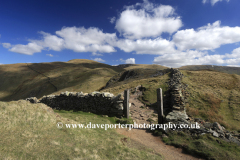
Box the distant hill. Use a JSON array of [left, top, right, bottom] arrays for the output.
[[117, 64, 169, 70], [179, 65, 240, 75], [0, 59, 124, 101]]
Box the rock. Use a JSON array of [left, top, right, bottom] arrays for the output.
[[162, 134, 168, 138], [212, 131, 219, 137], [213, 122, 223, 131], [26, 97, 38, 103], [204, 122, 213, 129], [166, 110, 189, 122], [111, 94, 121, 102]]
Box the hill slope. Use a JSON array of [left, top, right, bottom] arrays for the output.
[[0, 59, 123, 101], [179, 65, 240, 75]]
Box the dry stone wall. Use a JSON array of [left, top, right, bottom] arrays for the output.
[[26, 91, 124, 117], [164, 69, 240, 146], [168, 68, 189, 111]]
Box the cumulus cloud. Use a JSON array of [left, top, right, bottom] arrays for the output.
[[33, 31, 64, 51], [173, 21, 240, 51], [4, 26, 117, 55], [115, 38, 175, 55], [92, 58, 105, 63], [153, 46, 240, 68], [46, 54, 53, 57], [202, 0, 230, 6], [9, 42, 43, 55], [115, 0, 182, 39], [120, 58, 135, 64], [56, 27, 117, 53], [2, 43, 11, 48]]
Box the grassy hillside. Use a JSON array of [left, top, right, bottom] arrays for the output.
[[179, 65, 240, 75], [0, 100, 162, 159], [0, 59, 124, 101], [181, 70, 240, 131], [123, 64, 169, 70]]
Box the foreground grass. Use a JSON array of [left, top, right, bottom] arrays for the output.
[[0, 100, 161, 160], [153, 130, 240, 160]]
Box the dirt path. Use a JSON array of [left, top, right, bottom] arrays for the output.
[[116, 87, 203, 160]]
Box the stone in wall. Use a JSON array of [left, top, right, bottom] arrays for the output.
[[26, 91, 124, 117], [167, 69, 189, 111]]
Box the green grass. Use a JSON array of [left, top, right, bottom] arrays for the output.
[[0, 100, 161, 159], [181, 70, 240, 131], [153, 129, 240, 160], [0, 59, 124, 101]]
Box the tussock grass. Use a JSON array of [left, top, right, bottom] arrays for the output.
[[0, 100, 162, 159]]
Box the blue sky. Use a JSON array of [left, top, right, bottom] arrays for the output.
[[1, 0, 240, 67]]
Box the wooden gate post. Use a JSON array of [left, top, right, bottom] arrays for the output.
[[157, 88, 163, 124], [124, 89, 129, 119]]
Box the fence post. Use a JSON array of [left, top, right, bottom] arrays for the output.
[[124, 89, 129, 119], [157, 88, 163, 124]]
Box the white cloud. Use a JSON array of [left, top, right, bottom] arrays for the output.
[[226, 65, 240, 67], [33, 31, 64, 51], [9, 42, 43, 55], [120, 58, 135, 64], [125, 58, 135, 64], [56, 26, 117, 53], [2, 43, 11, 48], [46, 54, 53, 57], [0, 63, 3, 65], [4, 26, 117, 55], [91, 52, 103, 56], [173, 21, 240, 51], [225, 47, 240, 58], [153, 46, 240, 68], [115, 38, 175, 55], [92, 58, 105, 63], [56, 27, 116, 53], [202, 0, 230, 6], [109, 17, 116, 24], [115, 0, 182, 39]]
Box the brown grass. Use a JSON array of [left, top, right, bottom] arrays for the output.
[[0, 100, 162, 159], [124, 64, 169, 70], [181, 70, 240, 130], [0, 59, 124, 101]]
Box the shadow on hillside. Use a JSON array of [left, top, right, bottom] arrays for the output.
[[0, 62, 124, 101]]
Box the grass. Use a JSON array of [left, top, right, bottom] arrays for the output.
[[124, 64, 168, 70], [181, 70, 240, 131], [102, 73, 170, 107], [179, 65, 240, 75], [0, 100, 162, 159], [153, 129, 240, 160], [0, 59, 124, 101]]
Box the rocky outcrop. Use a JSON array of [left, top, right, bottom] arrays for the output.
[[26, 91, 125, 117]]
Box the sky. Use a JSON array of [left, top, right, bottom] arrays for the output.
[[1, 0, 240, 67]]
